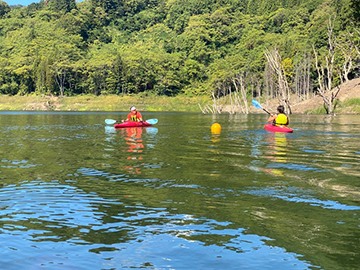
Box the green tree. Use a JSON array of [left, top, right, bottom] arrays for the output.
[[350, 0, 360, 23], [48, 0, 77, 14], [0, 1, 10, 18]]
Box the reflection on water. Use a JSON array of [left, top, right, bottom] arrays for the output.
[[0, 112, 359, 270], [121, 127, 144, 175], [264, 133, 289, 176]]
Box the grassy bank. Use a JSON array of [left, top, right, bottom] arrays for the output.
[[1, 94, 359, 114], [305, 98, 360, 114], [339, 98, 360, 113], [0, 94, 210, 112]]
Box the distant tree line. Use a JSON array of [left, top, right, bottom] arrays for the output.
[[0, 0, 359, 113]]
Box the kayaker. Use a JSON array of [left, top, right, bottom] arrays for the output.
[[122, 106, 143, 122], [267, 105, 289, 126]]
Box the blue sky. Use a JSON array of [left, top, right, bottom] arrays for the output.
[[4, 0, 82, 6], [5, 0, 40, 5]]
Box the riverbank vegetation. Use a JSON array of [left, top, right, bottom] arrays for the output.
[[0, 0, 360, 114], [305, 98, 360, 114], [0, 94, 209, 111]]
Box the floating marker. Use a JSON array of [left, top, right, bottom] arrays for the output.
[[211, 123, 221, 134]]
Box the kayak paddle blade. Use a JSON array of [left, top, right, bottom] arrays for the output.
[[146, 119, 158, 125], [105, 119, 117, 125], [252, 99, 263, 110]]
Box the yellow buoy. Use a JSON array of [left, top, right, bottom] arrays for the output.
[[211, 123, 221, 134]]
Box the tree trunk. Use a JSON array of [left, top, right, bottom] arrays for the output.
[[312, 16, 340, 115], [264, 48, 292, 114]]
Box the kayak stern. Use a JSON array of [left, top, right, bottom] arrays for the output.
[[264, 124, 293, 133]]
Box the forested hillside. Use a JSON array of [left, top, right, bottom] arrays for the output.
[[0, 0, 359, 112]]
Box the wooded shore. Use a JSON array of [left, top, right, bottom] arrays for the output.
[[0, 91, 359, 114]]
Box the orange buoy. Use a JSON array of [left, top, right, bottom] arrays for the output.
[[211, 123, 221, 134]]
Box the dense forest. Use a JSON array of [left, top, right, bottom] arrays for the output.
[[0, 0, 359, 113]]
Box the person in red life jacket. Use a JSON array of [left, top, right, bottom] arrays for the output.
[[122, 106, 143, 122], [267, 105, 289, 126]]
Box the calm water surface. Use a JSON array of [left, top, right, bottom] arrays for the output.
[[0, 112, 359, 270]]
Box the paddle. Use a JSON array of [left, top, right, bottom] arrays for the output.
[[146, 119, 158, 125], [252, 99, 271, 115], [105, 118, 158, 125], [105, 119, 117, 125]]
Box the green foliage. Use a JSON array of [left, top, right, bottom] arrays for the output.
[[48, 0, 77, 14], [342, 98, 360, 106], [335, 98, 360, 113], [0, 0, 358, 101], [0, 1, 10, 18], [350, 0, 360, 23], [282, 58, 293, 85], [305, 105, 328, 114]]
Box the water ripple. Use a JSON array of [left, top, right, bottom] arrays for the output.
[[1, 159, 40, 169], [0, 180, 317, 269], [244, 187, 360, 210]]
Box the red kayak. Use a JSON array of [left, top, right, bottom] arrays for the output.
[[114, 121, 152, 128], [264, 124, 293, 133]]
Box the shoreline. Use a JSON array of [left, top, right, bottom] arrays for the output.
[[0, 94, 359, 114], [0, 95, 210, 113]]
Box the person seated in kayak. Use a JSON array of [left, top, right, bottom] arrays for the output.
[[267, 105, 289, 126], [122, 106, 143, 122]]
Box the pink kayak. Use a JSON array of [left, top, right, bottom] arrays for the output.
[[264, 124, 293, 133], [114, 121, 152, 128]]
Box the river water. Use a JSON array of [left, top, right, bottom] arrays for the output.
[[0, 112, 359, 270]]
